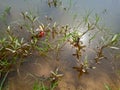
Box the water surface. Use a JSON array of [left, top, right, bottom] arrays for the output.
[[0, 0, 120, 90]]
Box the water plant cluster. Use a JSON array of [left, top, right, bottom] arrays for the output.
[[33, 68, 63, 90], [0, 1, 120, 90], [0, 6, 11, 25], [47, 0, 62, 7]]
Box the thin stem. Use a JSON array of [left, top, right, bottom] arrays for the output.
[[0, 71, 9, 90]]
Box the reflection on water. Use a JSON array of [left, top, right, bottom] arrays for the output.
[[0, 0, 120, 90], [0, 0, 120, 32]]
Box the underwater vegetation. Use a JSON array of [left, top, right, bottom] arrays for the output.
[[47, 0, 62, 8], [32, 68, 63, 90], [0, 11, 119, 90], [0, 6, 11, 25], [0, 1, 120, 90]]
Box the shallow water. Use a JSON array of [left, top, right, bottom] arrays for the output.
[[5, 45, 120, 90], [0, 0, 120, 33], [0, 0, 120, 90]]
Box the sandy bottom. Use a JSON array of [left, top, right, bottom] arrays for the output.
[[3, 46, 120, 90]]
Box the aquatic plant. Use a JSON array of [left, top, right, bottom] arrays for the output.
[[104, 83, 112, 90], [0, 26, 31, 84], [0, 26, 30, 72], [33, 68, 63, 90], [50, 68, 63, 82], [0, 71, 9, 90], [0, 6, 11, 24], [33, 81, 48, 90], [94, 33, 120, 63], [21, 11, 38, 24], [47, 0, 62, 8], [33, 80, 58, 90], [0, 7, 120, 89]]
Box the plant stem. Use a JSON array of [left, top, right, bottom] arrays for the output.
[[0, 71, 9, 90]]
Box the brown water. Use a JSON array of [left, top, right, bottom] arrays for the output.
[[0, 0, 120, 90]]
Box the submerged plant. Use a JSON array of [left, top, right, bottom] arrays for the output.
[[50, 68, 63, 82], [104, 83, 112, 90], [0, 7, 120, 90], [0, 71, 9, 90], [21, 11, 38, 24], [95, 33, 120, 63], [0, 26, 31, 89], [33, 68, 63, 90], [72, 55, 94, 77], [47, 0, 62, 7], [0, 6, 11, 24], [73, 64, 87, 77], [33, 81, 48, 90]]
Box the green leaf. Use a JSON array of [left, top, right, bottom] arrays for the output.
[[111, 34, 118, 43], [5, 48, 16, 53], [20, 38, 24, 44], [0, 71, 9, 90], [41, 82, 47, 90], [33, 81, 41, 90], [50, 81, 58, 90], [0, 38, 6, 43], [95, 13, 100, 25], [109, 46, 120, 50], [4, 6, 11, 14], [104, 83, 111, 90], [8, 35, 13, 41], [89, 33, 97, 43]]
